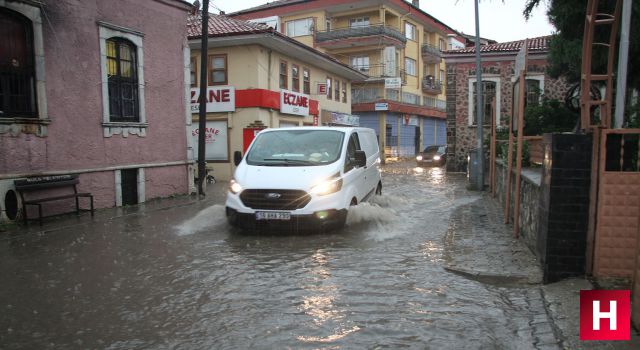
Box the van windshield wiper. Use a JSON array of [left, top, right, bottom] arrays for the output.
[[262, 158, 316, 166]]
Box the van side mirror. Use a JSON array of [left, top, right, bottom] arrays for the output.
[[234, 151, 243, 166], [354, 150, 367, 167]]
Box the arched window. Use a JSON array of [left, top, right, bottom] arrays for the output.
[[0, 8, 36, 117], [106, 38, 138, 121]]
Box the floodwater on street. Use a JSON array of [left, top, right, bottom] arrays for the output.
[[1, 162, 551, 349]]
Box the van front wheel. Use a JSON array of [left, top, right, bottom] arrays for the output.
[[375, 182, 382, 195]]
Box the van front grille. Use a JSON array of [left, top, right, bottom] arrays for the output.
[[240, 189, 311, 210]]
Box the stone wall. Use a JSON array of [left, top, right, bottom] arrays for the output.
[[446, 59, 569, 172], [495, 160, 542, 256]]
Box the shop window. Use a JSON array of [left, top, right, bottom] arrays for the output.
[[208, 54, 227, 86]]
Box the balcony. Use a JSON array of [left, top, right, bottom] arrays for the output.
[[350, 64, 406, 83], [316, 24, 407, 50], [421, 43, 442, 64], [422, 75, 442, 95], [351, 87, 446, 112]]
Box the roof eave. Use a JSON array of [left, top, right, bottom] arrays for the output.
[[188, 33, 368, 81]]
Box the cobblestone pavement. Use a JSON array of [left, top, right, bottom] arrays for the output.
[[442, 191, 640, 349], [443, 194, 543, 285]]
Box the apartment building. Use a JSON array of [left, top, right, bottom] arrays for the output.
[[186, 13, 366, 180], [230, 0, 457, 160]]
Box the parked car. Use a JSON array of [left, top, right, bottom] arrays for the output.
[[416, 145, 447, 167], [226, 127, 382, 231]]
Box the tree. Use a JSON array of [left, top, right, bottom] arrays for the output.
[[523, 0, 640, 91]]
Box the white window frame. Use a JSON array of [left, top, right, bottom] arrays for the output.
[[467, 76, 501, 126], [286, 18, 314, 37], [349, 17, 370, 28], [350, 56, 370, 72], [99, 21, 147, 137], [404, 57, 417, 76], [405, 22, 416, 41], [519, 74, 545, 105], [0, 1, 49, 137]]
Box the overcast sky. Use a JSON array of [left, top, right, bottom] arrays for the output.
[[202, 0, 554, 43]]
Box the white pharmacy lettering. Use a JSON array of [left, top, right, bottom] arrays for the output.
[[593, 300, 617, 330]]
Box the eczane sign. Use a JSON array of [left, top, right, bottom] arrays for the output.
[[190, 86, 235, 113], [280, 89, 309, 116]]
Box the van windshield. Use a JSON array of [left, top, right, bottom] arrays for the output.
[[246, 130, 345, 166]]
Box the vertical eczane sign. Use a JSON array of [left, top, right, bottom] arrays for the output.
[[189, 121, 228, 160], [280, 89, 310, 116], [190, 86, 235, 113]]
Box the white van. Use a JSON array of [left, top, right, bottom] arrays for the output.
[[225, 127, 382, 230]]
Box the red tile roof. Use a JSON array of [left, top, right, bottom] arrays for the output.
[[230, 0, 305, 14], [445, 36, 550, 54], [187, 12, 272, 38], [186, 12, 366, 80]]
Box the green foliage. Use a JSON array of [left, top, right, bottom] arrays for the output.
[[625, 100, 640, 128], [523, 0, 640, 91], [523, 98, 579, 135], [499, 141, 531, 167]]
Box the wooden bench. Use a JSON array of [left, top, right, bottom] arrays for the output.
[[14, 175, 94, 225]]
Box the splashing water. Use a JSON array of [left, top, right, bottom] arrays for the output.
[[175, 204, 227, 236], [346, 202, 396, 226]]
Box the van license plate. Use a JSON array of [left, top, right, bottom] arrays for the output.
[[256, 212, 291, 221]]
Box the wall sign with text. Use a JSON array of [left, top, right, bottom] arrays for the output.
[[189, 120, 228, 161], [190, 86, 236, 113], [280, 89, 310, 116]]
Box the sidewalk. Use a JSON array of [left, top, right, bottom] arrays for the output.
[[443, 193, 543, 285], [0, 182, 228, 237], [443, 193, 640, 349]]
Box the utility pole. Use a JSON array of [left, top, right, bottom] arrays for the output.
[[197, 0, 209, 196], [614, 0, 631, 128], [474, 0, 484, 190]]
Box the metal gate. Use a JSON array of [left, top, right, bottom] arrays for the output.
[[593, 129, 640, 279]]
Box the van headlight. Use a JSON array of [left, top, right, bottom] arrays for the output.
[[416, 155, 423, 161], [229, 179, 243, 194], [310, 177, 343, 196], [433, 155, 441, 161]]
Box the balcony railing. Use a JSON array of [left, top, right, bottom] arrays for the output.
[[316, 24, 407, 44], [351, 87, 446, 111], [350, 64, 406, 82], [421, 43, 442, 64], [422, 76, 443, 94]]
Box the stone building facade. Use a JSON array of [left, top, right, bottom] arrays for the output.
[[443, 36, 569, 172]]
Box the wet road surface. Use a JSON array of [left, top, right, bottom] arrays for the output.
[[1, 162, 556, 349]]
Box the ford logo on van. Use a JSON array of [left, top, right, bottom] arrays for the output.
[[265, 193, 282, 200]]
